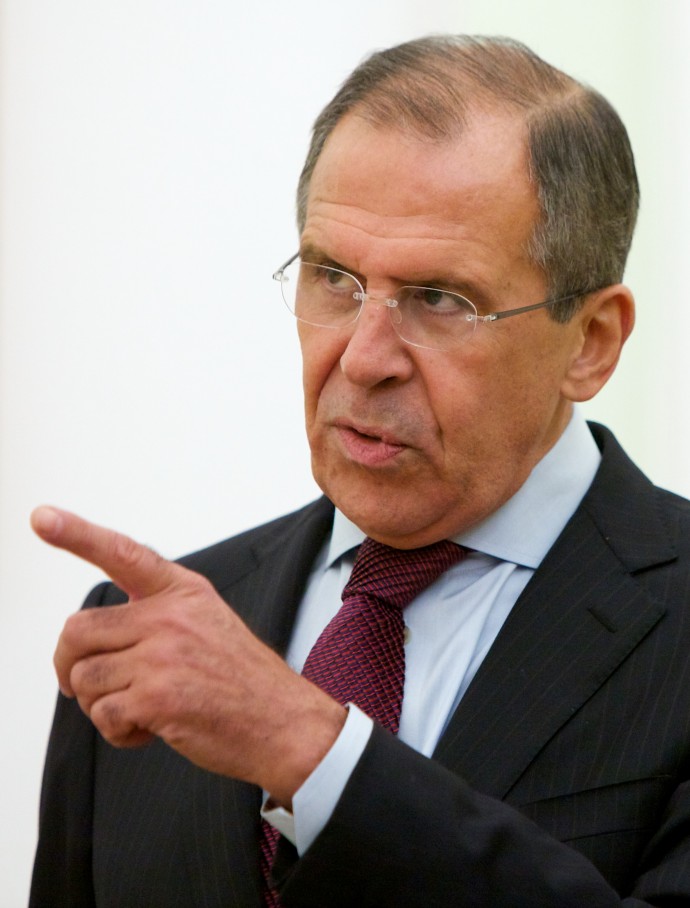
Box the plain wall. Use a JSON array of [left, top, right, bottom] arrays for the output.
[[1, 1, 688, 902]]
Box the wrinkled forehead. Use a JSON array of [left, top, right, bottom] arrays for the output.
[[304, 110, 538, 248], [301, 110, 543, 298]]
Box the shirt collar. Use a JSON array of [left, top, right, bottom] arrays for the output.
[[327, 408, 600, 571]]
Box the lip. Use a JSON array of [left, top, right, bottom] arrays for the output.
[[333, 420, 408, 467]]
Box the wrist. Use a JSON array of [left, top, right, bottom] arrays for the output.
[[266, 688, 347, 808]]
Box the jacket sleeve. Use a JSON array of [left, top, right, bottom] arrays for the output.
[[275, 724, 687, 908]]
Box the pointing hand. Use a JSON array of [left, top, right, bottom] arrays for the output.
[[31, 506, 345, 804]]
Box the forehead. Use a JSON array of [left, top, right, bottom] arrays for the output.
[[302, 110, 541, 292]]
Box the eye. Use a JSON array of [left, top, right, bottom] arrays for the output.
[[304, 262, 358, 294], [321, 266, 353, 290], [406, 286, 473, 314]]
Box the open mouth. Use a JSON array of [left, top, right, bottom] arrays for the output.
[[335, 423, 406, 466]]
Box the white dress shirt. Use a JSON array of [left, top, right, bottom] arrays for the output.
[[264, 409, 601, 854]]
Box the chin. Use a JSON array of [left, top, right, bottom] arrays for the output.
[[331, 490, 435, 547]]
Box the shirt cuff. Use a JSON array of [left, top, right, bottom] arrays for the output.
[[261, 704, 374, 854]]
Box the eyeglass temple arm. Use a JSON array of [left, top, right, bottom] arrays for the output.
[[272, 252, 301, 281], [479, 291, 592, 323]]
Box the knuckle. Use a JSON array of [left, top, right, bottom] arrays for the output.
[[71, 655, 107, 693], [110, 533, 150, 572], [134, 681, 175, 737], [91, 695, 126, 739], [143, 685, 170, 723], [182, 570, 214, 598], [69, 659, 88, 693], [61, 611, 83, 646], [161, 574, 217, 629]]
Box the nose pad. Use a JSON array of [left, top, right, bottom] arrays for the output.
[[388, 305, 403, 327], [354, 292, 402, 328]]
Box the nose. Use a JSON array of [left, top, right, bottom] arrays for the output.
[[339, 294, 414, 388]]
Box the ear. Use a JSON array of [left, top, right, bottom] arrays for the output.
[[561, 284, 635, 402]]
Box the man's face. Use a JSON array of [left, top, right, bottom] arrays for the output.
[[299, 110, 587, 548]]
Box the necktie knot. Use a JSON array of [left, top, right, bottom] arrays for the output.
[[342, 536, 466, 611]]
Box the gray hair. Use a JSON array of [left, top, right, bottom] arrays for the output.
[[296, 35, 639, 321]]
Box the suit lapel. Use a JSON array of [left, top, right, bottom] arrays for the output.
[[433, 425, 674, 800], [217, 496, 335, 652]]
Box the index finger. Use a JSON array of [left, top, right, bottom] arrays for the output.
[[31, 506, 178, 600]]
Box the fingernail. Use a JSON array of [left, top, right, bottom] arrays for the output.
[[31, 506, 62, 539]]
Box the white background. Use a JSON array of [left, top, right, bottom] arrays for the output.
[[1, 0, 688, 903]]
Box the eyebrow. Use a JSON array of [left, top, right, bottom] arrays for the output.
[[299, 242, 341, 267], [298, 241, 489, 306]]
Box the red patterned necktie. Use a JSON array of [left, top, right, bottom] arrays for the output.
[[261, 537, 466, 906]]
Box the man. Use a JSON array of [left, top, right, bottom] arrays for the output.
[[29, 35, 690, 907]]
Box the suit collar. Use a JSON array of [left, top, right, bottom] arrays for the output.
[[583, 422, 677, 572], [433, 424, 673, 797]]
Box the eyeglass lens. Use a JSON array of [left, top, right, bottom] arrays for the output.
[[278, 259, 477, 351]]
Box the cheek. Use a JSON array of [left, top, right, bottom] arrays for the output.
[[421, 350, 492, 435], [299, 331, 342, 426], [427, 344, 541, 454]]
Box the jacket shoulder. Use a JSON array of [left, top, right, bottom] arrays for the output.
[[94, 497, 334, 607]]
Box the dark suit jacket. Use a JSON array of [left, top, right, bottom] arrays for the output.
[[30, 424, 690, 906]]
